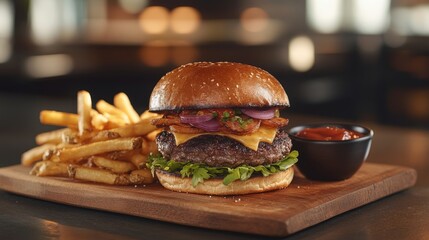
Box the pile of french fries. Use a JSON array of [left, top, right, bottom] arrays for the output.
[[21, 91, 161, 185]]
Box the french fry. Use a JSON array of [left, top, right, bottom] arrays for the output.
[[108, 119, 156, 137], [30, 161, 69, 177], [68, 166, 118, 184], [140, 110, 161, 120], [27, 91, 157, 186], [146, 129, 162, 142], [103, 113, 129, 128], [62, 129, 100, 145], [35, 128, 70, 145], [50, 137, 143, 163], [96, 100, 130, 124], [91, 156, 136, 173], [129, 168, 154, 184], [68, 166, 151, 185], [40, 110, 78, 128], [114, 92, 140, 123], [108, 118, 156, 137], [61, 129, 82, 144], [78, 90, 92, 135], [41, 142, 80, 161], [129, 153, 148, 169], [102, 150, 138, 161], [21, 143, 56, 166], [85, 130, 120, 143], [146, 129, 163, 142], [42, 148, 56, 161], [142, 138, 158, 155], [90, 110, 108, 130], [86, 119, 157, 143]]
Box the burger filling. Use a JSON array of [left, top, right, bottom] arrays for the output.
[[148, 150, 298, 187], [151, 108, 289, 135], [148, 108, 298, 186], [156, 128, 292, 167]]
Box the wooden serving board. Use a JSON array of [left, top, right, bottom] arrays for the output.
[[0, 163, 416, 237]]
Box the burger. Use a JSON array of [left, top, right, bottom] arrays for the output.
[[147, 62, 298, 195]]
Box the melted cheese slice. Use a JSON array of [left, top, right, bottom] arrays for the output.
[[172, 126, 277, 151]]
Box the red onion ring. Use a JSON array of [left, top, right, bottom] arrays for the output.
[[241, 108, 275, 120], [190, 119, 221, 132], [180, 113, 214, 124]]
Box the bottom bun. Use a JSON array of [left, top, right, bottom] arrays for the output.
[[155, 167, 294, 195]]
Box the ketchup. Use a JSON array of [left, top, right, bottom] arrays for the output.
[[296, 126, 363, 141]]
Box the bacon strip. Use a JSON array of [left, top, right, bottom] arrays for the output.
[[222, 119, 261, 135], [151, 112, 289, 134], [151, 115, 181, 128], [169, 124, 204, 134], [261, 117, 289, 128]]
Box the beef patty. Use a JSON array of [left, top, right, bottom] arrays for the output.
[[156, 128, 292, 167]]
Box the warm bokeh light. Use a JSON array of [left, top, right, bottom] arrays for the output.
[[0, 39, 11, 64], [0, 0, 12, 40], [391, 5, 429, 36], [139, 46, 169, 67], [30, 0, 62, 45], [139, 6, 169, 34], [170, 7, 201, 34], [352, 0, 390, 34], [238, 26, 280, 45], [240, 7, 269, 32], [25, 54, 74, 78], [391, 7, 410, 36], [409, 5, 429, 35], [0, 0, 13, 63], [307, 0, 342, 33], [288, 36, 315, 72], [118, 0, 148, 14], [238, 7, 280, 45]]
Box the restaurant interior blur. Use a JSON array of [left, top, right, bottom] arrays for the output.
[[0, 0, 428, 129]]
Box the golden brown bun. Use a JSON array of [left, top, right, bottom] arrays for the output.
[[155, 167, 294, 195], [149, 62, 289, 112]]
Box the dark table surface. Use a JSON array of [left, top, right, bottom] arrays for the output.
[[1, 92, 429, 240]]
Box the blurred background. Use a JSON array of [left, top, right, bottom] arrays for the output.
[[0, 0, 428, 130]]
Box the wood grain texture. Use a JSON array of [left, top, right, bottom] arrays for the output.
[[0, 163, 417, 237]]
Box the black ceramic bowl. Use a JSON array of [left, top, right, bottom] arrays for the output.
[[288, 123, 374, 181]]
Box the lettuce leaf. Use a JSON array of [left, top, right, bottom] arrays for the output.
[[147, 150, 298, 187]]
